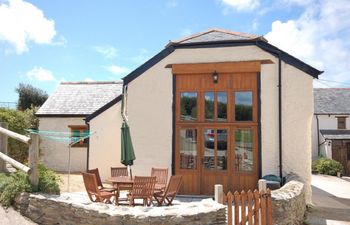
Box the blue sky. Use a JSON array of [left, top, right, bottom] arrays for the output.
[[0, 0, 349, 102]]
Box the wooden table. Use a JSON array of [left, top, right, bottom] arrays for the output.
[[107, 176, 134, 205]]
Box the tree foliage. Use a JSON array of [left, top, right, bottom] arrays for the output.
[[16, 83, 48, 111], [0, 108, 38, 163]]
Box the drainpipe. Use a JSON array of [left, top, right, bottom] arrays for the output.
[[316, 115, 320, 157], [85, 121, 90, 171], [278, 56, 283, 183]]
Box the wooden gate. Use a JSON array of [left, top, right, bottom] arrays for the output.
[[225, 189, 272, 225]]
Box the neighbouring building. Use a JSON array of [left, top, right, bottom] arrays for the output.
[[85, 28, 322, 202], [312, 88, 350, 175], [36, 82, 122, 172]]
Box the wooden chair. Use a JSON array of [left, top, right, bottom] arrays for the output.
[[153, 175, 182, 206], [82, 172, 116, 204], [111, 167, 130, 177], [151, 168, 168, 192], [128, 176, 156, 206], [87, 168, 115, 193]]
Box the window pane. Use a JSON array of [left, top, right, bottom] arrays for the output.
[[217, 129, 227, 170], [235, 129, 253, 172], [180, 92, 197, 121], [204, 129, 215, 170], [205, 92, 215, 121], [235, 91, 253, 121], [180, 129, 197, 169], [71, 130, 81, 143], [217, 92, 227, 121]]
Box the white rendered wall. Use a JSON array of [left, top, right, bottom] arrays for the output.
[[88, 103, 123, 181], [281, 62, 314, 203], [38, 117, 87, 172], [311, 114, 350, 159]]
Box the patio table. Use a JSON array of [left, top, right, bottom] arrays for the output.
[[107, 176, 134, 205]]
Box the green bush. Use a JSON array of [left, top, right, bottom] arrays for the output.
[[0, 172, 32, 207], [38, 164, 60, 194], [0, 107, 39, 163], [0, 164, 60, 207], [312, 157, 343, 176]]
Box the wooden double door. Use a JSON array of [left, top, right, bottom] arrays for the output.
[[173, 62, 260, 195]]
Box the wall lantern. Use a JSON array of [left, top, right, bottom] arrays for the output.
[[212, 71, 219, 83]]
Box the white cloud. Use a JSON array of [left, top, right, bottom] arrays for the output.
[[129, 49, 151, 64], [265, 0, 350, 87], [0, 0, 57, 54], [84, 77, 95, 82], [221, 0, 260, 11], [94, 45, 118, 59], [166, 0, 178, 8], [107, 65, 131, 77], [26, 66, 56, 81]]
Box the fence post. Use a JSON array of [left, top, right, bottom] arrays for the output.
[[258, 179, 267, 192], [214, 184, 223, 204], [0, 122, 8, 172], [28, 133, 39, 187]]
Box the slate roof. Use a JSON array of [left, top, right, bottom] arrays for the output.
[[314, 88, 350, 115], [167, 28, 267, 46], [320, 129, 350, 140], [36, 82, 123, 116]]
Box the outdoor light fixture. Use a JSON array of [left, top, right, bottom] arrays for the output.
[[212, 71, 219, 83]]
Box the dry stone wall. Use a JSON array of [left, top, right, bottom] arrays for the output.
[[15, 192, 226, 225], [271, 181, 306, 225]]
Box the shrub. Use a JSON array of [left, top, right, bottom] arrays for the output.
[[38, 164, 60, 194], [0, 172, 32, 207], [0, 107, 39, 163], [0, 164, 60, 207], [312, 157, 343, 176]]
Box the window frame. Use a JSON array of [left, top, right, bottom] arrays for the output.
[[336, 116, 347, 129], [68, 125, 88, 148]]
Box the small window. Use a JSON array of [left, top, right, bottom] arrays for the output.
[[180, 92, 197, 121], [217, 92, 227, 121], [235, 91, 253, 121], [204, 92, 227, 122], [337, 117, 347, 129], [204, 92, 215, 121], [69, 125, 88, 147]]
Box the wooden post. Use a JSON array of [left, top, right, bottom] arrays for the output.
[[0, 122, 8, 172], [258, 179, 267, 192], [28, 133, 39, 187], [214, 184, 223, 204]]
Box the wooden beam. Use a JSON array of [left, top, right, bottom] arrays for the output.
[[0, 122, 8, 172], [0, 127, 31, 144], [0, 152, 31, 173], [170, 60, 272, 74], [28, 133, 39, 187]]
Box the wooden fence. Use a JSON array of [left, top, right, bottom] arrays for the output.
[[0, 122, 39, 187], [225, 189, 272, 225]]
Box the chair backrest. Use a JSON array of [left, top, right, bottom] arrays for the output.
[[151, 168, 168, 188], [87, 168, 103, 188], [111, 167, 128, 177], [165, 175, 182, 196], [82, 172, 100, 201], [132, 176, 157, 197]]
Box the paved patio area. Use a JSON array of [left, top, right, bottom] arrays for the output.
[[308, 174, 350, 225]]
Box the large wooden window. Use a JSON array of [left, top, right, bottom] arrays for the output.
[[69, 125, 88, 147], [337, 117, 347, 129], [204, 92, 228, 122]]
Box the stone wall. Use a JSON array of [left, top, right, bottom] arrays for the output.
[[271, 181, 306, 225], [15, 192, 226, 225]]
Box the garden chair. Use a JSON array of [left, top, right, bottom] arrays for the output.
[[82, 172, 116, 204], [127, 176, 156, 206], [111, 167, 131, 178], [87, 168, 115, 193], [151, 167, 168, 192], [153, 175, 182, 206]]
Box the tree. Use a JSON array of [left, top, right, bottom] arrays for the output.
[[16, 83, 48, 111]]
